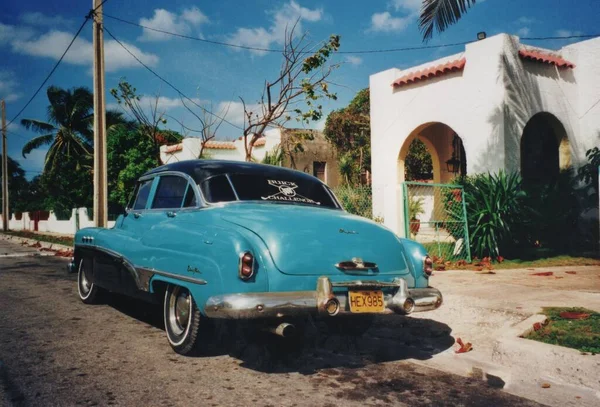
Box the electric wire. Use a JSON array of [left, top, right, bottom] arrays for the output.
[[102, 13, 599, 54], [103, 25, 244, 131], [0, 16, 92, 133]]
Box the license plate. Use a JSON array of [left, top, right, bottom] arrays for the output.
[[348, 290, 385, 313]]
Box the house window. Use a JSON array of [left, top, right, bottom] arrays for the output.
[[313, 161, 326, 182]]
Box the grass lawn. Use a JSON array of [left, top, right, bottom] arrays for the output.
[[525, 307, 600, 354], [3, 230, 74, 247]]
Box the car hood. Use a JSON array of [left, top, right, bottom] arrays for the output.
[[220, 203, 410, 276]]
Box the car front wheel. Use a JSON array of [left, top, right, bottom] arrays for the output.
[[164, 285, 202, 355], [77, 257, 104, 304]]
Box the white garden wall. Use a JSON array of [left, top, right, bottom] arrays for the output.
[[1, 208, 116, 235]]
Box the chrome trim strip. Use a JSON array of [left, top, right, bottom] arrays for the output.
[[225, 174, 240, 201], [137, 267, 208, 286], [76, 244, 143, 290], [74, 245, 207, 291]]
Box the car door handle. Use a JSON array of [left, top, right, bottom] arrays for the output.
[[133, 213, 142, 219], [166, 211, 177, 218]]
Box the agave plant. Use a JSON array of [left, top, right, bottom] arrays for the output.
[[461, 171, 526, 258]]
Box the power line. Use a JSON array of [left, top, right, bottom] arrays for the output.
[[103, 25, 244, 131], [102, 13, 599, 54], [0, 16, 92, 134]]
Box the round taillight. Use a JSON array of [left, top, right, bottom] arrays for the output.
[[424, 255, 433, 277], [239, 251, 254, 280]]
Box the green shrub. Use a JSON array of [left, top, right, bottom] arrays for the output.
[[333, 185, 372, 219], [458, 171, 526, 258]]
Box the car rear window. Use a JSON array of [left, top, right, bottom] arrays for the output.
[[200, 173, 338, 208]]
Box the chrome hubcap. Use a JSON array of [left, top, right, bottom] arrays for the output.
[[169, 287, 191, 336], [79, 263, 91, 294]]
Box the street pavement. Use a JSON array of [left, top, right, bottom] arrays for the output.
[[0, 239, 543, 407]]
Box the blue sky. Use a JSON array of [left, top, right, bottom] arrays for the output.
[[1, 0, 599, 177]]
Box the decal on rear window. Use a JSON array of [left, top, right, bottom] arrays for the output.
[[260, 180, 321, 205]]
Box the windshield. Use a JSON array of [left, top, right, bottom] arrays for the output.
[[199, 173, 339, 209]]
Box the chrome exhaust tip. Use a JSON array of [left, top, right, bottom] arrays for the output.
[[269, 322, 296, 338], [403, 298, 415, 314]]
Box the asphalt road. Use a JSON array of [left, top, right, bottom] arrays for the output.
[[0, 238, 544, 407]]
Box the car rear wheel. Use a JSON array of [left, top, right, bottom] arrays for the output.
[[164, 285, 202, 355], [77, 257, 103, 304]]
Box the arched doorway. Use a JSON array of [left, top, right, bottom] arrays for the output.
[[397, 122, 471, 261], [521, 112, 570, 184], [398, 122, 466, 184]]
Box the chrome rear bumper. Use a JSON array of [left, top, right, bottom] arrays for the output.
[[204, 276, 442, 319]]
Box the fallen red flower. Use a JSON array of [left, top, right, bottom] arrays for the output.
[[455, 337, 473, 353], [559, 311, 590, 320]]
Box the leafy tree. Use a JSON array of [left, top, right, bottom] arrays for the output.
[[107, 124, 182, 209], [20, 86, 123, 172], [240, 23, 340, 161], [405, 139, 433, 181], [324, 88, 370, 185], [419, 0, 477, 41], [0, 157, 30, 213], [110, 80, 169, 165]]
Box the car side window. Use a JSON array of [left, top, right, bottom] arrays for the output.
[[182, 185, 198, 207], [152, 175, 188, 209], [132, 179, 153, 210]]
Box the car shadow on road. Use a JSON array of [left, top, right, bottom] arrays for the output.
[[226, 315, 455, 374], [106, 294, 455, 375]]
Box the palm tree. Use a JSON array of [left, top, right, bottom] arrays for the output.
[[419, 0, 477, 41], [21, 86, 123, 172]]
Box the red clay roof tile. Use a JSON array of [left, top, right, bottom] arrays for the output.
[[392, 58, 466, 88], [518, 49, 575, 68]]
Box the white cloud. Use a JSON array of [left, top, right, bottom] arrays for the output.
[[11, 30, 159, 72], [0, 71, 21, 102], [181, 7, 209, 25], [345, 55, 363, 66], [369, 11, 411, 32], [517, 16, 536, 24], [217, 101, 262, 127], [20, 12, 72, 27], [226, 1, 323, 55], [517, 27, 530, 36], [108, 96, 204, 115], [138, 7, 209, 42], [389, 0, 423, 13], [0, 22, 35, 45], [555, 29, 582, 38]]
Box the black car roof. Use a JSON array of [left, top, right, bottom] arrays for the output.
[[143, 159, 322, 184]]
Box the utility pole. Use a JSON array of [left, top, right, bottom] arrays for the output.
[[1, 100, 8, 232], [92, 0, 107, 227]]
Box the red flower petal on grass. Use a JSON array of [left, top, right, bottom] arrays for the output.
[[559, 312, 590, 320]]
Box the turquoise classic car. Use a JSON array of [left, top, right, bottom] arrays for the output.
[[70, 160, 442, 355]]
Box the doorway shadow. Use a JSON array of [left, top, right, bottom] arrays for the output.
[[106, 294, 455, 374]]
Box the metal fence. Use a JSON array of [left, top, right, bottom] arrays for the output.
[[402, 182, 471, 262]]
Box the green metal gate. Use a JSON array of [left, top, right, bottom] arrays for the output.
[[402, 182, 471, 262]]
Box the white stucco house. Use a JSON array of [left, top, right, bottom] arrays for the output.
[[370, 33, 600, 236]]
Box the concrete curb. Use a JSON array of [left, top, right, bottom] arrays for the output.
[[415, 313, 600, 406], [0, 233, 73, 253]]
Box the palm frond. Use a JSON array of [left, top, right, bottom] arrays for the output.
[[21, 134, 55, 157], [419, 0, 477, 41], [20, 118, 56, 134]]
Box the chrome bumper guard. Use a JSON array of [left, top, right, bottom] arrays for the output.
[[204, 276, 442, 319]]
